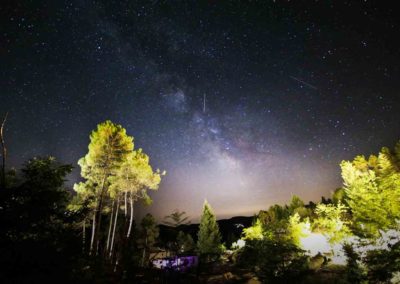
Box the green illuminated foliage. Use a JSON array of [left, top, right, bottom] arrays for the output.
[[74, 121, 133, 254], [110, 149, 163, 239], [287, 213, 310, 246], [341, 140, 400, 236], [242, 218, 264, 240], [258, 205, 290, 239], [71, 120, 163, 258], [289, 195, 313, 220], [197, 200, 222, 257], [313, 202, 351, 243], [247, 196, 311, 244], [289, 195, 304, 208], [79, 120, 133, 184], [332, 187, 346, 204], [259, 204, 289, 225]]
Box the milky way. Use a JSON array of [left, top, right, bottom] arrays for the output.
[[2, 1, 399, 220]]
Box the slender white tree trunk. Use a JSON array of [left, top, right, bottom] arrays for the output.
[[90, 212, 96, 255], [127, 193, 134, 238], [110, 195, 120, 258], [106, 200, 115, 252]]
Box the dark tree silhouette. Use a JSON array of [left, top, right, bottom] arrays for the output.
[[0, 112, 8, 189]]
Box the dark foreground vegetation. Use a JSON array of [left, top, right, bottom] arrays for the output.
[[1, 121, 400, 283]]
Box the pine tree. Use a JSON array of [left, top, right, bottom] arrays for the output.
[[71, 121, 164, 259], [74, 120, 133, 255], [197, 200, 222, 258], [110, 149, 163, 241], [163, 210, 190, 227]]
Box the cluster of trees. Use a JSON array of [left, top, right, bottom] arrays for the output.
[[160, 210, 195, 255], [158, 203, 224, 260], [0, 121, 166, 281], [69, 121, 164, 264], [236, 195, 314, 282], [233, 140, 400, 283], [0, 157, 80, 282], [0, 120, 226, 281], [1, 117, 399, 282]]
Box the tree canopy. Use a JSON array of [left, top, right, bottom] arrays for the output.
[[340, 141, 400, 236]]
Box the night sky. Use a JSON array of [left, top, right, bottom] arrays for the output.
[[2, 1, 399, 221]]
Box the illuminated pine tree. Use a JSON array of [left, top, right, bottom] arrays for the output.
[[107, 149, 163, 257], [75, 121, 133, 255], [197, 200, 222, 258]]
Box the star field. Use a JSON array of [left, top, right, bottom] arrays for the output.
[[1, 1, 399, 220]]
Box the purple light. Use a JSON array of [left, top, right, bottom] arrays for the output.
[[152, 256, 198, 271]]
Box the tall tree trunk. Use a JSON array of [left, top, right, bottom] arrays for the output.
[[127, 192, 134, 238], [93, 135, 114, 255], [106, 200, 115, 252], [93, 173, 108, 255], [82, 219, 86, 253], [110, 195, 120, 258], [0, 112, 8, 190], [90, 212, 96, 254]]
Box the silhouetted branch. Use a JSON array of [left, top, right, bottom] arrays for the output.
[[1, 112, 8, 189]]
